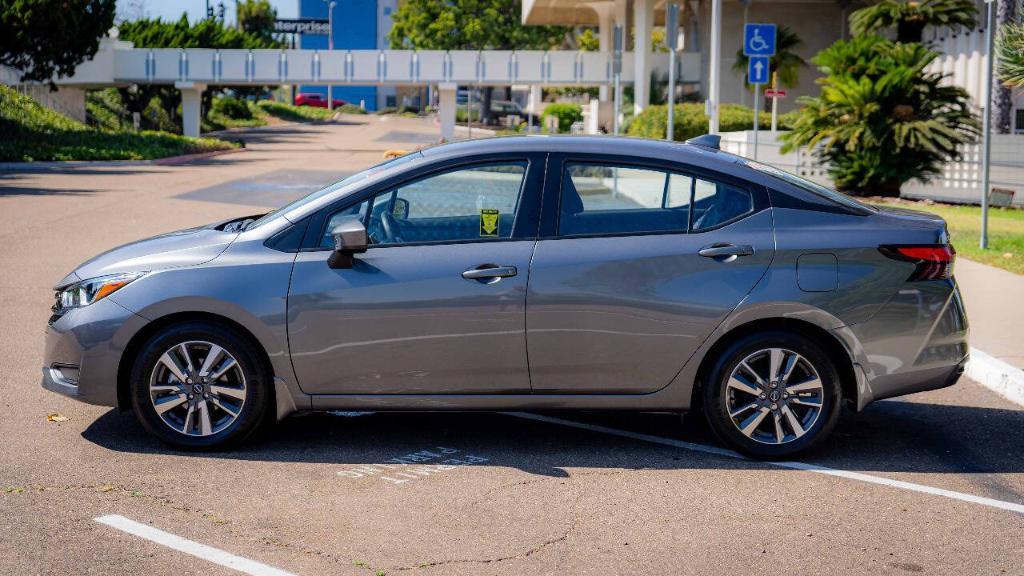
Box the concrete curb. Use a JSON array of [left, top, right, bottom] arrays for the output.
[[966, 347, 1024, 407]]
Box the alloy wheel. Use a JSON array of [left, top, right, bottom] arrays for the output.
[[148, 340, 246, 437], [725, 347, 825, 445]]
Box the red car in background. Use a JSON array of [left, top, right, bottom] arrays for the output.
[[295, 93, 346, 108]]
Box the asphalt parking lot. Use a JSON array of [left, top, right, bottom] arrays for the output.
[[1, 117, 1022, 576]]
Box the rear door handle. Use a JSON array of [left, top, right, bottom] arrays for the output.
[[698, 243, 754, 258], [462, 264, 518, 281]]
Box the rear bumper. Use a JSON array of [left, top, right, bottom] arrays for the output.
[[844, 278, 969, 409], [41, 297, 148, 407]]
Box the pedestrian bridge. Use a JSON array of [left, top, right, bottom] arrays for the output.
[[52, 39, 698, 139]]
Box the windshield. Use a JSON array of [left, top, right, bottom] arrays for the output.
[[741, 158, 872, 213], [245, 152, 423, 230]]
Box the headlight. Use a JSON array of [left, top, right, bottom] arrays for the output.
[[55, 272, 145, 311]]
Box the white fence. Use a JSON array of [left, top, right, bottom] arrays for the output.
[[720, 131, 1024, 207]]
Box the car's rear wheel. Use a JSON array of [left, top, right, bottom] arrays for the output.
[[130, 321, 270, 450], [703, 330, 842, 459]]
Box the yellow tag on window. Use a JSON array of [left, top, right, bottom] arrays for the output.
[[480, 209, 499, 237]]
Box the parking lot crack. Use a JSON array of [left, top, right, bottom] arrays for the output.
[[393, 483, 584, 571]]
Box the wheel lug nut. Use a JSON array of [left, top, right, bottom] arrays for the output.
[[203, 393, 208, 398], [770, 382, 777, 389], [187, 394, 194, 400], [759, 393, 766, 400], [783, 393, 789, 399], [771, 403, 778, 410]]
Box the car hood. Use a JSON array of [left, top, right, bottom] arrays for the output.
[[56, 222, 240, 288]]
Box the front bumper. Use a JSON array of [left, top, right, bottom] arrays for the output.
[[41, 297, 148, 407]]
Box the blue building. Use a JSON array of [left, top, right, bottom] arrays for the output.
[[298, 0, 397, 111]]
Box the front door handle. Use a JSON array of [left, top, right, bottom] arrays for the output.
[[462, 264, 518, 281], [698, 243, 754, 258]]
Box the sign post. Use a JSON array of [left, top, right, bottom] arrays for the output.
[[770, 72, 778, 132], [665, 3, 680, 141], [744, 23, 776, 161]]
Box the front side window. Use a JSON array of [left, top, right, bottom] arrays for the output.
[[559, 164, 692, 236], [322, 162, 527, 247]]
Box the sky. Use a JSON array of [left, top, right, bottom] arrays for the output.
[[117, 0, 298, 26]]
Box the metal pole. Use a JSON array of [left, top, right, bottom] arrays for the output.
[[708, 0, 722, 134], [980, 0, 995, 249], [613, 24, 623, 136], [326, 0, 335, 111], [666, 3, 679, 141], [752, 83, 760, 160], [770, 72, 778, 132], [668, 49, 676, 140]]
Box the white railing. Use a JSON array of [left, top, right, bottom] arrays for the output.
[[99, 48, 699, 87]]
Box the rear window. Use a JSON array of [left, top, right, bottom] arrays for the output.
[[741, 159, 872, 214]]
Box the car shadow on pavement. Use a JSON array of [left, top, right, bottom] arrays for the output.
[[81, 398, 1024, 477]]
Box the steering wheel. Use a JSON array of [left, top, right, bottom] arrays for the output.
[[381, 212, 404, 244]]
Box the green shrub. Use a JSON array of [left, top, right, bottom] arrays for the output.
[[627, 103, 788, 141], [212, 96, 253, 120], [540, 103, 583, 133], [256, 100, 335, 122], [0, 85, 237, 161]]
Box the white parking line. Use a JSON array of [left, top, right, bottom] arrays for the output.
[[505, 412, 1024, 516], [94, 515, 297, 576]]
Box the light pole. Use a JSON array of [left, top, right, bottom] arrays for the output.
[[323, 0, 337, 111], [980, 0, 995, 249], [708, 0, 722, 134]]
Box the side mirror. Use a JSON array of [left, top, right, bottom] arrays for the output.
[[327, 218, 368, 269], [391, 197, 410, 220]]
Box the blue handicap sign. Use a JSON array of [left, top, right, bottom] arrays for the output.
[[747, 56, 770, 84], [744, 23, 777, 56]]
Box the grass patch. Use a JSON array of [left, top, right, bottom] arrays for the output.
[[871, 199, 1024, 274], [256, 100, 337, 122], [1, 85, 237, 162]]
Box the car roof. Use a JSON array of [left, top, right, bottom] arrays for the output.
[[421, 135, 742, 170]]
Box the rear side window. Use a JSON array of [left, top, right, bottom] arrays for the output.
[[559, 164, 691, 236], [691, 178, 754, 231]]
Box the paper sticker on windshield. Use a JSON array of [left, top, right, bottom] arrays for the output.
[[480, 209, 499, 237]]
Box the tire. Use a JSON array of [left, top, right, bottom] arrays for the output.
[[130, 321, 271, 450], [702, 330, 842, 459]]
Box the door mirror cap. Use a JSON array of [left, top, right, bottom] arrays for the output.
[[328, 218, 368, 269]]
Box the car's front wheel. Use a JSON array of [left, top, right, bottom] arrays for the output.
[[130, 321, 270, 450], [703, 331, 842, 459]]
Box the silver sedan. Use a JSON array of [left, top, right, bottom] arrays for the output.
[[42, 135, 968, 458]]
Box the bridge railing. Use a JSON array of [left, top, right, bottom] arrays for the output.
[[109, 48, 700, 87]]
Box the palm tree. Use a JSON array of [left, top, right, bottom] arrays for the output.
[[732, 26, 807, 89], [995, 4, 1021, 133], [781, 35, 979, 196], [849, 0, 978, 43], [997, 23, 1024, 86]]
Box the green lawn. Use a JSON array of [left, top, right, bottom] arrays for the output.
[[871, 200, 1024, 274]]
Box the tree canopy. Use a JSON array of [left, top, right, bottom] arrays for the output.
[[117, 14, 279, 50], [387, 0, 567, 50], [237, 0, 277, 43], [0, 0, 117, 85], [849, 0, 977, 43]]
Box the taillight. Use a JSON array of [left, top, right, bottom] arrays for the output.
[[880, 245, 956, 281]]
